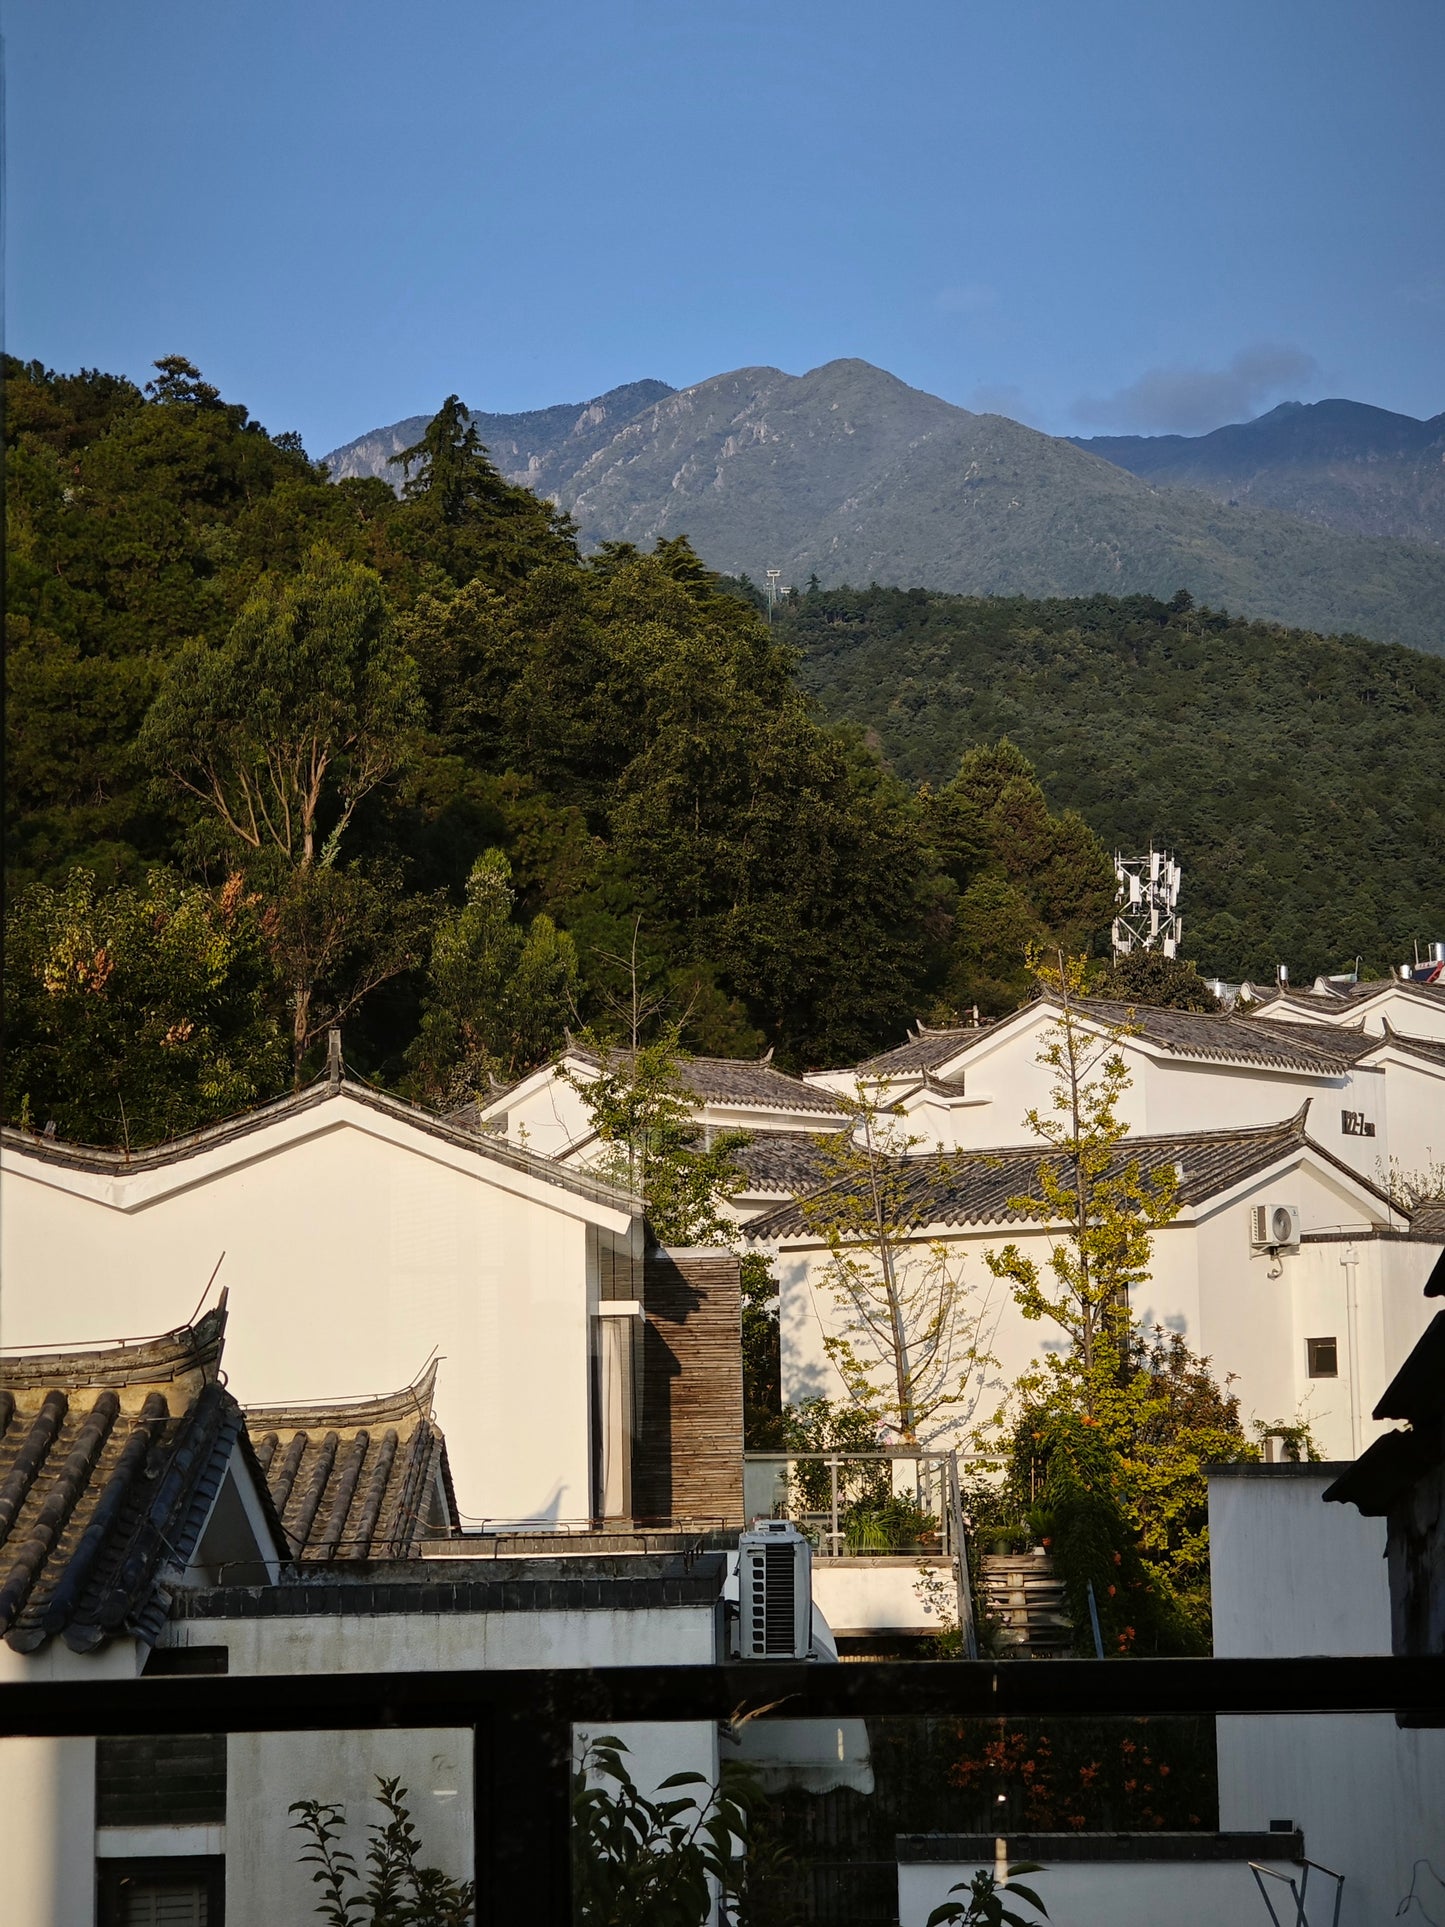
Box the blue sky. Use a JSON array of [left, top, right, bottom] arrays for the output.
[[9, 0, 1444, 457]]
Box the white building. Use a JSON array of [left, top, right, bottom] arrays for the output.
[[1206, 1455, 1445, 1923], [1249, 973, 1445, 1040], [805, 992, 1445, 1184], [0, 1073, 645, 1528], [462, 1044, 848, 1172], [0, 1309, 729, 1926], [749, 1109, 1442, 1459]]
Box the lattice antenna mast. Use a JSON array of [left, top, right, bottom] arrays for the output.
[[1111, 847, 1182, 959]]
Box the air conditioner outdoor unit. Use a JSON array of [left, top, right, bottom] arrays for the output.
[[738, 1521, 813, 1660], [1250, 1203, 1302, 1250]]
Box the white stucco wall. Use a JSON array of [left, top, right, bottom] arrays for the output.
[[809, 1559, 952, 1634], [1260, 985, 1445, 1041], [899, 1029, 1398, 1178], [898, 1855, 1303, 1927], [0, 1098, 638, 1523], [1209, 1465, 1445, 1923], [1208, 1468, 1390, 1659], [1378, 1052, 1445, 1174], [171, 1604, 722, 1927], [0, 1639, 143, 1927], [771, 1155, 1431, 1461]]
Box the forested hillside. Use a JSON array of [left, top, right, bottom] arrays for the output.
[[4, 356, 1113, 1143], [782, 586, 1445, 983]]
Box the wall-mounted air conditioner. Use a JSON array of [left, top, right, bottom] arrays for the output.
[[1250, 1203, 1302, 1251], [738, 1521, 813, 1660]]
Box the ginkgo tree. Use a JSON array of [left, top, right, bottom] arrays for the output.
[[800, 1085, 1002, 1449], [984, 949, 1179, 1401]]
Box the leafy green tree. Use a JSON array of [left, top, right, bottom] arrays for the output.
[[262, 860, 437, 1084], [139, 550, 426, 1076], [389, 394, 575, 586], [566, 1020, 749, 1245], [924, 741, 1116, 1018], [4, 867, 286, 1145], [1008, 1327, 1256, 1655], [404, 848, 578, 1103], [981, 951, 1254, 1650], [140, 549, 421, 871], [1097, 949, 1221, 1011], [800, 1086, 1000, 1447], [290, 1776, 474, 1926]]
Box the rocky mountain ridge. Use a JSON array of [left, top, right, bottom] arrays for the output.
[[325, 361, 1445, 654]]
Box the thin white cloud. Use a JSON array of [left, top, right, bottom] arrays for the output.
[[1073, 344, 1320, 436], [935, 283, 998, 316]]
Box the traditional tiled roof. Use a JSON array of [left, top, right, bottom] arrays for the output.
[[1255, 978, 1445, 1015], [857, 1024, 999, 1077], [247, 1363, 456, 1560], [1414, 1200, 1445, 1251], [0, 1071, 636, 1213], [1061, 999, 1360, 1072], [856, 998, 1364, 1081], [746, 1108, 1362, 1240], [556, 1046, 846, 1116], [1375, 1024, 1445, 1069], [681, 1056, 846, 1115], [732, 1131, 838, 1196], [0, 1304, 262, 1653]]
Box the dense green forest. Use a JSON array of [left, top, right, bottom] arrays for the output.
[[4, 356, 1113, 1144], [9, 356, 1442, 1148], [781, 586, 1445, 983]]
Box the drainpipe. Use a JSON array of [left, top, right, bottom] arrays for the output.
[[1341, 1241, 1363, 1456]]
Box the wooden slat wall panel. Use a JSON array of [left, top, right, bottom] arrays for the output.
[[634, 1250, 745, 1527]]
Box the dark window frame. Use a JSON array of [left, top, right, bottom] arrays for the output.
[[1306, 1335, 1339, 1379], [96, 1732, 227, 1827], [97, 1854, 225, 1927]]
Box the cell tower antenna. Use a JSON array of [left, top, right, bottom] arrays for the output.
[[1111, 845, 1183, 960], [765, 567, 782, 625]]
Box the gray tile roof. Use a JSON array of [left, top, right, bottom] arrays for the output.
[[1075, 999, 1364, 1071], [559, 1047, 846, 1116], [0, 1303, 271, 1653], [1256, 978, 1445, 1013], [1376, 1024, 1445, 1070], [857, 1024, 1000, 1076], [247, 1363, 456, 1560], [860, 998, 1367, 1081], [746, 1108, 1334, 1239], [732, 1131, 839, 1195]]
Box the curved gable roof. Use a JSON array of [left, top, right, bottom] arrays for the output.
[[0, 1302, 285, 1653]]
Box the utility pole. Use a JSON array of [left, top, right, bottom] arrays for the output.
[[765, 568, 782, 625]]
